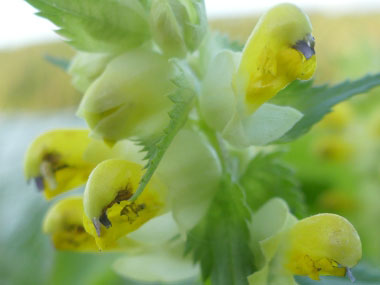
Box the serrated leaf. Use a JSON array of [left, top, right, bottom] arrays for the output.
[[240, 152, 306, 218], [271, 73, 380, 143], [295, 262, 380, 285], [186, 176, 255, 285], [130, 63, 196, 201], [26, 0, 150, 52]]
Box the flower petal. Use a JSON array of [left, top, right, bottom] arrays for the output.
[[113, 242, 199, 283], [157, 129, 222, 234], [223, 103, 303, 147], [200, 50, 240, 131], [248, 198, 298, 285]]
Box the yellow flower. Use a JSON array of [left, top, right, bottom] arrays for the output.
[[285, 213, 362, 281], [200, 4, 316, 147], [234, 3, 316, 113], [248, 199, 362, 284], [24, 129, 95, 199], [43, 197, 98, 251], [24, 129, 146, 199], [83, 159, 167, 250]]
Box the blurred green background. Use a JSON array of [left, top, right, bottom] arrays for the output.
[[1, 13, 380, 284]]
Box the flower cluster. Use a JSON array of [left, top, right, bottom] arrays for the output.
[[24, 1, 366, 284]]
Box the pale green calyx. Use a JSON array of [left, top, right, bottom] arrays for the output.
[[77, 49, 175, 142], [68, 52, 113, 93], [150, 0, 207, 57]]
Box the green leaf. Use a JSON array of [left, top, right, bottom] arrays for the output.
[[186, 176, 255, 285], [240, 152, 306, 218], [295, 262, 380, 285], [26, 0, 150, 52], [131, 62, 196, 201], [271, 73, 380, 143]]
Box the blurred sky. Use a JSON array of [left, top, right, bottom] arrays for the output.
[[1, 0, 380, 49]]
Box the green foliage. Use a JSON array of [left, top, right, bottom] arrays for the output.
[[26, 0, 150, 52], [186, 176, 255, 285], [131, 62, 196, 201], [240, 152, 306, 218], [271, 73, 380, 143], [295, 262, 380, 284]]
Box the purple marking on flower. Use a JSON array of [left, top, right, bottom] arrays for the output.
[[99, 212, 112, 229], [346, 267, 356, 283], [293, 40, 315, 60], [34, 176, 44, 191], [92, 218, 102, 237]]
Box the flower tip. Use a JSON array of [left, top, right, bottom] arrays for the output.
[[33, 176, 44, 191], [346, 267, 356, 283], [92, 217, 102, 237], [293, 34, 315, 60]]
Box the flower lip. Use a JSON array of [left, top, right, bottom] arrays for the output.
[[293, 34, 316, 59]]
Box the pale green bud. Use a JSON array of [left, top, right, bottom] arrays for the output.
[[68, 52, 113, 93], [77, 49, 174, 142], [199, 50, 239, 132], [150, 0, 207, 57]]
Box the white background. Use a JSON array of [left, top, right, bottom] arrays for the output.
[[1, 0, 380, 49]]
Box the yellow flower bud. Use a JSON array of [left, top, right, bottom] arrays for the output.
[[234, 3, 316, 113], [24, 129, 95, 199], [43, 197, 98, 251], [83, 159, 167, 250], [285, 213, 362, 280]]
